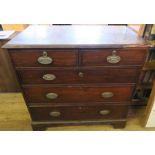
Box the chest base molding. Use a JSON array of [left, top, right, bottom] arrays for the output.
[[31, 119, 126, 131]]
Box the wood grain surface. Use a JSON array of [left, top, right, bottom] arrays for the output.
[[22, 84, 134, 104], [3, 25, 148, 49], [17, 67, 140, 84], [29, 105, 128, 121], [81, 48, 148, 66], [9, 49, 78, 67]]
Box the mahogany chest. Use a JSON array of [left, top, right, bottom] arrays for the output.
[[3, 25, 148, 130]]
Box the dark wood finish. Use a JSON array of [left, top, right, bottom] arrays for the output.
[[4, 25, 148, 130], [0, 36, 20, 92], [17, 67, 140, 84], [9, 49, 78, 67], [28, 101, 131, 107], [3, 25, 147, 49], [32, 125, 46, 131], [31, 119, 127, 130], [23, 85, 134, 103], [81, 48, 148, 66], [30, 105, 128, 121], [112, 120, 126, 128]]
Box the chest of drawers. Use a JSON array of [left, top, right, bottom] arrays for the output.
[[3, 25, 149, 130]]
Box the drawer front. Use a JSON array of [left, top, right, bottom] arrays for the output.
[[23, 85, 134, 103], [18, 68, 140, 84], [81, 48, 147, 66], [30, 105, 128, 121], [9, 49, 78, 67]]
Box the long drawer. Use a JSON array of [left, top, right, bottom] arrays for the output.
[[23, 85, 135, 103], [29, 105, 128, 121], [17, 67, 140, 84], [81, 48, 147, 66], [9, 49, 78, 67]]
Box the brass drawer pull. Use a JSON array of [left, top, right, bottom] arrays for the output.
[[49, 111, 61, 117], [42, 74, 56, 81], [107, 50, 121, 64], [99, 110, 111, 115], [46, 93, 58, 99], [38, 51, 53, 64], [101, 92, 114, 98], [78, 72, 84, 77]]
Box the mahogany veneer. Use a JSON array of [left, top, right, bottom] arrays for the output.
[[17, 67, 140, 84], [23, 85, 134, 103], [3, 25, 149, 130]]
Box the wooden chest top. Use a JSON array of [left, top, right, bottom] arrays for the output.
[[3, 25, 148, 49]]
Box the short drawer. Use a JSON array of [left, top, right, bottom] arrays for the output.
[[81, 48, 147, 66], [9, 49, 78, 67], [23, 85, 134, 103], [29, 105, 128, 121], [18, 67, 140, 84]]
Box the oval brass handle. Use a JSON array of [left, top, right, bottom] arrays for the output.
[[99, 110, 110, 115], [49, 111, 61, 117], [38, 51, 53, 64], [107, 50, 121, 64], [46, 93, 58, 99], [42, 74, 56, 81], [78, 72, 84, 77], [101, 92, 114, 98]]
